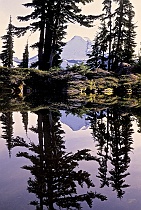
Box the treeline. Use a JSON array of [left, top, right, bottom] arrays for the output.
[[0, 0, 138, 72], [87, 0, 137, 71]]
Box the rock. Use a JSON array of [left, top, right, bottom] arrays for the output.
[[116, 62, 132, 75]]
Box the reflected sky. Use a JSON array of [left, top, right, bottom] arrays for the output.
[[61, 113, 141, 210], [0, 110, 141, 209]]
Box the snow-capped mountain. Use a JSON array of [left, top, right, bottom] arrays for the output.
[[61, 36, 92, 68], [13, 36, 92, 69], [61, 36, 92, 60]]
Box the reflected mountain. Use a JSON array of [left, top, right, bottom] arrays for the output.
[[0, 94, 141, 209], [60, 110, 89, 131]]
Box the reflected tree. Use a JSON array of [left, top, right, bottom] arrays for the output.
[[88, 109, 110, 188], [88, 105, 134, 198], [12, 109, 106, 209], [132, 108, 141, 133], [20, 111, 28, 134], [0, 112, 15, 157], [109, 107, 133, 198]]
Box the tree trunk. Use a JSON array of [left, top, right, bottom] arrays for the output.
[[38, 2, 46, 70], [108, 0, 112, 71], [114, 0, 123, 68]]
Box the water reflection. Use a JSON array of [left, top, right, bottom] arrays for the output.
[[0, 101, 141, 209], [0, 112, 15, 157], [12, 109, 106, 209], [88, 106, 134, 198], [20, 111, 28, 134]]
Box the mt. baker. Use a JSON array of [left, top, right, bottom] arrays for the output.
[[13, 36, 92, 68]]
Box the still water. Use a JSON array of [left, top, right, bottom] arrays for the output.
[[0, 103, 141, 210]]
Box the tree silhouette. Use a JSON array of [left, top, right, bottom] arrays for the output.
[[87, 34, 101, 70], [88, 105, 134, 198], [109, 107, 133, 198], [112, 0, 136, 68], [0, 112, 15, 157], [12, 109, 106, 209], [0, 16, 14, 67], [88, 0, 136, 71], [20, 111, 28, 134], [15, 0, 100, 70], [19, 43, 29, 68]]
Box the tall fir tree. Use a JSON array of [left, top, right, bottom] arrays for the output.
[[19, 42, 29, 68], [88, 106, 133, 198], [122, 1, 136, 63], [15, 0, 99, 71], [102, 0, 112, 70], [88, 0, 136, 71], [20, 111, 28, 133], [0, 112, 15, 157], [0, 16, 14, 67], [112, 0, 136, 68], [98, 19, 109, 69], [12, 109, 106, 209], [87, 34, 101, 70]]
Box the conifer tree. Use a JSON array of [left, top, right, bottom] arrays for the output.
[[112, 0, 136, 68], [87, 19, 109, 70], [15, 0, 99, 71], [19, 42, 29, 68], [0, 16, 14, 67], [87, 34, 101, 70], [88, 0, 136, 71], [112, 0, 124, 68], [102, 0, 112, 70], [20, 111, 28, 133], [122, 1, 136, 63], [0, 112, 15, 157], [12, 109, 106, 209], [98, 19, 108, 69]]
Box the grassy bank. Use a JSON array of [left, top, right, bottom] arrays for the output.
[[0, 65, 141, 97]]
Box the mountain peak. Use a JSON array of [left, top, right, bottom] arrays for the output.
[[61, 35, 92, 61], [71, 35, 86, 41]]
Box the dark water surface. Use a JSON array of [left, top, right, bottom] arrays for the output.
[[0, 100, 141, 210]]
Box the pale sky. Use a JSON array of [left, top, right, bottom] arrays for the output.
[[0, 0, 141, 58]]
